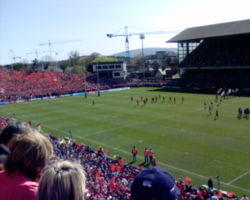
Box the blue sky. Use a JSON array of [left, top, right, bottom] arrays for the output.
[[0, 0, 249, 64]]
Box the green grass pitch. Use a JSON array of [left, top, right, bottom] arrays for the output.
[[0, 87, 249, 196]]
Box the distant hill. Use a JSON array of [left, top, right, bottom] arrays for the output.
[[112, 47, 177, 58]]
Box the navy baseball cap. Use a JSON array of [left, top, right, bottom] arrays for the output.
[[131, 166, 178, 200]]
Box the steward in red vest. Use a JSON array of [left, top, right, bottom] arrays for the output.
[[131, 146, 138, 162]]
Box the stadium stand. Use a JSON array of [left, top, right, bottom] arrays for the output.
[[0, 68, 169, 103], [168, 19, 250, 93], [0, 69, 92, 102]]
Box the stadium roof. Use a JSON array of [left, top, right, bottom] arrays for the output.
[[168, 19, 250, 42]]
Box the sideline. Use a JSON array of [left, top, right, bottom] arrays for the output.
[[227, 171, 250, 185], [0, 87, 131, 106]]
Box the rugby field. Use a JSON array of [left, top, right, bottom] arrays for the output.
[[0, 88, 249, 196]]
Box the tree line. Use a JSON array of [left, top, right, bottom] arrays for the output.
[[1, 50, 119, 75]]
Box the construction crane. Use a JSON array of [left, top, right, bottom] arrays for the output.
[[9, 49, 21, 63], [107, 26, 178, 61], [39, 40, 81, 57], [26, 50, 45, 60], [26, 49, 62, 61], [8, 49, 22, 69], [11, 56, 22, 63]]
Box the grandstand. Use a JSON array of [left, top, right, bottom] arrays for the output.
[[0, 68, 96, 102], [168, 19, 250, 94]]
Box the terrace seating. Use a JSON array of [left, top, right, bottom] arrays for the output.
[[180, 36, 250, 68], [0, 69, 92, 102], [180, 69, 250, 91], [0, 68, 172, 103], [49, 135, 141, 200], [177, 35, 250, 91]]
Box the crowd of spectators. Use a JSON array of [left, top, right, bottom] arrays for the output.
[[175, 178, 248, 200], [0, 69, 94, 102], [0, 68, 170, 102], [50, 135, 141, 200]]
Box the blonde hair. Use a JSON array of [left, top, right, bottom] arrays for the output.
[[5, 130, 53, 180], [38, 160, 86, 200]]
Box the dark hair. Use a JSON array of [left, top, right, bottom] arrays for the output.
[[5, 130, 53, 180], [0, 120, 31, 145]]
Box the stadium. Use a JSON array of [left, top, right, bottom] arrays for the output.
[[0, 19, 250, 200]]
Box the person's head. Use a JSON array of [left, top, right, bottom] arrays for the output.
[[131, 166, 178, 200], [4, 130, 53, 180], [0, 120, 31, 146], [38, 160, 86, 200]]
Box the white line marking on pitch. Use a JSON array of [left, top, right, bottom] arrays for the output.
[[83, 107, 203, 138], [227, 171, 250, 185], [83, 113, 180, 138]]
